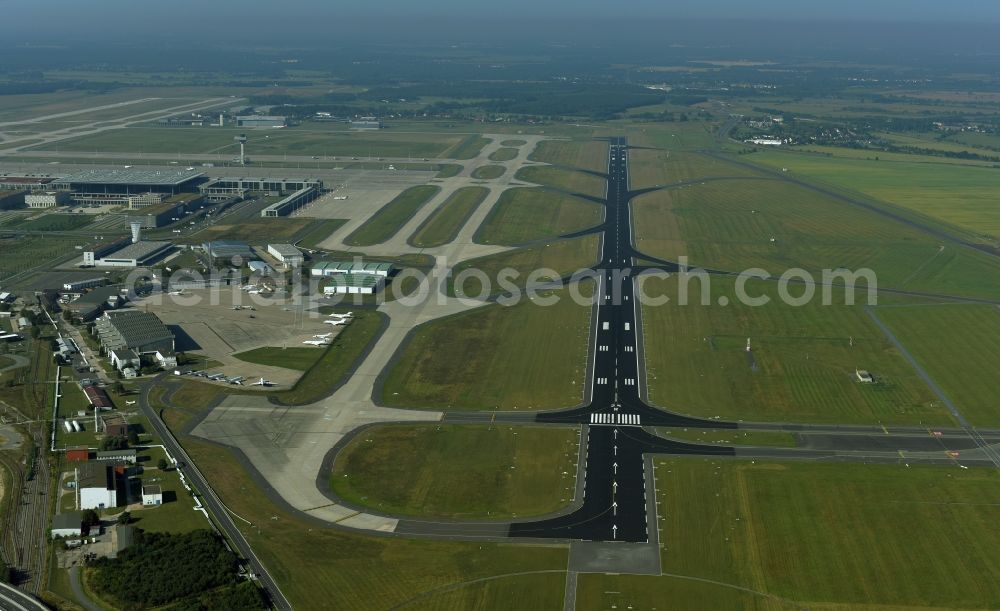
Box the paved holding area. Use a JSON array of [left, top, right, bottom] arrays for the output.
[[134, 287, 343, 387]]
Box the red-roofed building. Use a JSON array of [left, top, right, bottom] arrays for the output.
[[83, 385, 113, 410]]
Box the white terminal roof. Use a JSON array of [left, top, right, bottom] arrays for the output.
[[56, 169, 204, 186]]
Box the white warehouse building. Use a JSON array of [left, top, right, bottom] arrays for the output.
[[25, 191, 71, 208], [267, 243, 303, 268]]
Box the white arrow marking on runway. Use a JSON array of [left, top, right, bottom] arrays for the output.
[[612, 524, 618, 540], [614, 445, 617, 456], [613, 481, 618, 494], [612, 501, 618, 516], [613, 428, 618, 440], [613, 462, 618, 475]]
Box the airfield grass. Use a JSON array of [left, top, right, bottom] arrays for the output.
[[31, 126, 463, 158], [409, 186, 489, 248], [639, 275, 947, 425], [487, 147, 519, 162], [499, 139, 528, 147], [345, 185, 440, 246], [643, 458, 1000, 608], [476, 187, 603, 245], [444, 135, 491, 160], [656, 427, 797, 447], [383, 285, 591, 410], [470, 164, 506, 180], [875, 304, 1000, 426], [398, 572, 565, 610], [295, 218, 347, 250], [528, 139, 608, 173], [269, 311, 384, 405], [330, 424, 579, 519], [515, 165, 606, 198], [0, 235, 82, 280], [171, 433, 569, 610], [746, 149, 1000, 240], [435, 163, 463, 178], [185, 216, 317, 245], [233, 347, 323, 372], [450, 235, 599, 297], [1, 214, 93, 232], [628, 149, 763, 190], [630, 177, 1000, 301]]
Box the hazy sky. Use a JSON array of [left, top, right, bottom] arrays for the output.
[[0, 0, 998, 26]]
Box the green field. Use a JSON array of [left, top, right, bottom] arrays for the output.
[[630, 458, 1000, 609], [450, 235, 599, 297], [408, 187, 489, 248], [186, 216, 318, 245], [296, 219, 347, 250], [515, 165, 606, 198], [476, 188, 602, 245], [330, 424, 579, 518], [875, 304, 1000, 426], [233, 347, 323, 372], [30, 126, 464, 158], [499, 139, 528, 147], [383, 285, 591, 410], [656, 427, 797, 447], [631, 176, 1000, 301], [2, 214, 94, 232], [471, 164, 506, 180], [345, 185, 440, 246], [529, 139, 608, 173], [639, 275, 946, 425], [0, 235, 81, 283], [746, 150, 1000, 240], [487, 147, 519, 162], [628, 149, 762, 190], [175, 435, 569, 610], [444, 135, 490, 160]]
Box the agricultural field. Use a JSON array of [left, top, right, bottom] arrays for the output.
[[476, 188, 603, 245], [639, 275, 947, 425], [515, 165, 607, 198], [408, 186, 488, 248], [450, 235, 599, 297], [470, 164, 506, 180], [382, 285, 591, 410], [745, 149, 1000, 240], [344, 185, 440, 246], [184, 216, 318, 245], [631, 176, 1000, 301], [629, 458, 1000, 609], [875, 304, 1000, 426], [330, 424, 579, 518], [529, 139, 608, 173], [174, 435, 569, 610], [29, 126, 465, 159]]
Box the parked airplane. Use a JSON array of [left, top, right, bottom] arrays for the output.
[[303, 339, 331, 346], [252, 378, 274, 387], [125, 400, 136, 406], [168, 290, 184, 296], [324, 319, 348, 326], [313, 333, 333, 339], [328, 311, 353, 318]]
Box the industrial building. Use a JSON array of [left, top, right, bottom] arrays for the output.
[[236, 115, 287, 128], [52, 169, 205, 204], [248, 261, 273, 275], [142, 485, 163, 506], [63, 277, 107, 292], [76, 462, 123, 510], [51, 512, 85, 539], [82, 238, 131, 266], [25, 191, 71, 208], [267, 243, 303, 268], [204, 240, 254, 263], [100, 413, 129, 437], [62, 286, 125, 322], [322, 274, 384, 295], [312, 260, 394, 277], [87, 240, 174, 268], [93, 309, 176, 372], [96, 449, 137, 464]]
